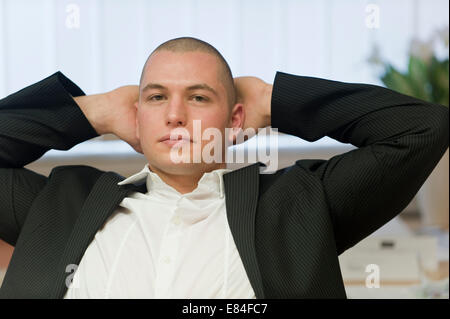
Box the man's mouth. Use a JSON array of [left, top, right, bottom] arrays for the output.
[[158, 133, 193, 146]]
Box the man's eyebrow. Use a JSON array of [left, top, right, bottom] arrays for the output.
[[186, 84, 218, 97], [142, 83, 167, 92], [141, 82, 219, 97]]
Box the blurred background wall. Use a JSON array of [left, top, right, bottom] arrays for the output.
[[0, 0, 448, 94]]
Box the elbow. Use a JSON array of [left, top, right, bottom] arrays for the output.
[[428, 104, 449, 155], [413, 104, 449, 177]]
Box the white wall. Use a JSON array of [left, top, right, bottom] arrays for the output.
[[0, 0, 448, 97]]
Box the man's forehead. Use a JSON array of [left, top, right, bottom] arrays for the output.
[[146, 50, 218, 70], [141, 77, 221, 92], [141, 52, 224, 91]]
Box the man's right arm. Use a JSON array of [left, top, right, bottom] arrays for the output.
[[0, 72, 100, 168], [0, 72, 137, 246]]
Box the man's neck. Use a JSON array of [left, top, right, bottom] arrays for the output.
[[147, 163, 227, 194]]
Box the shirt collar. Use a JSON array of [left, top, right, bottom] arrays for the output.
[[118, 164, 231, 198]]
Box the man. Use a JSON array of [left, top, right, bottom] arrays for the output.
[[0, 37, 448, 298]]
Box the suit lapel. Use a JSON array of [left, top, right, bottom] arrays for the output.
[[223, 162, 265, 299], [50, 171, 146, 298]]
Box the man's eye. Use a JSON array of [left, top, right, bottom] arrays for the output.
[[192, 95, 207, 102], [149, 95, 164, 101]]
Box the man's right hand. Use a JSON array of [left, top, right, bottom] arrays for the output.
[[75, 85, 142, 154]]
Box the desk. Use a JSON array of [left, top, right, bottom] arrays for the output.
[[342, 214, 449, 299]]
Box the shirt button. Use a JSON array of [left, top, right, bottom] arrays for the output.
[[163, 256, 171, 264], [172, 216, 181, 226]]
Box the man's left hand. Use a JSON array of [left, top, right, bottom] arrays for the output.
[[234, 76, 272, 132]]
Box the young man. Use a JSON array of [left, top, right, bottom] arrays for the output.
[[0, 37, 448, 298]]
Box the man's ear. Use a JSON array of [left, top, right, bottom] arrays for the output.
[[135, 101, 140, 140], [228, 103, 245, 144]]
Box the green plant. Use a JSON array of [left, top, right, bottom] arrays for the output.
[[369, 27, 449, 107]]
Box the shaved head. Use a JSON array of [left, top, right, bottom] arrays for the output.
[[140, 37, 236, 107]]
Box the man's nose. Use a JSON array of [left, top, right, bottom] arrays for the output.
[[165, 97, 187, 127]]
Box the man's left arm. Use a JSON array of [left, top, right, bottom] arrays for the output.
[[238, 71, 449, 255]]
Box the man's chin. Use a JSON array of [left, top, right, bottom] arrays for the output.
[[147, 159, 202, 175], [147, 156, 226, 176], [153, 162, 198, 175]]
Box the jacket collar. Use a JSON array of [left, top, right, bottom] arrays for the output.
[[222, 162, 266, 298], [51, 162, 265, 299]]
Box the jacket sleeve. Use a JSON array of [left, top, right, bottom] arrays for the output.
[[0, 72, 99, 245], [271, 71, 449, 255]]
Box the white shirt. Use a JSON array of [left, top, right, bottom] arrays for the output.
[[64, 164, 256, 299]]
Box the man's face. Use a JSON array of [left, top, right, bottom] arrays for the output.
[[136, 50, 242, 175]]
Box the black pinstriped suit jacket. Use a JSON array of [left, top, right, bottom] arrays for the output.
[[0, 71, 448, 299]]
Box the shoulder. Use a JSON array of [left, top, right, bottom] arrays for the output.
[[258, 158, 328, 196], [47, 164, 107, 188]]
